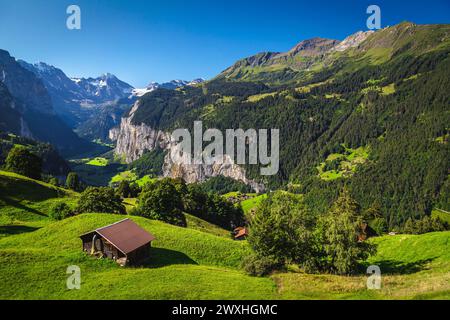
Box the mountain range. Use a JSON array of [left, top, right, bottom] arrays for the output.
[[0, 49, 92, 156], [8, 59, 204, 143]]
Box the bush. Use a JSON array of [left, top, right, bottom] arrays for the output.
[[371, 217, 388, 235], [116, 180, 131, 198], [5, 146, 42, 179], [185, 184, 244, 229], [49, 177, 60, 187], [66, 172, 81, 191], [48, 202, 72, 220], [241, 254, 282, 277], [77, 187, 126, 215], [129, 183, 142, 198]]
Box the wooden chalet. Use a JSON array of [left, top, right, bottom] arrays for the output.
[[80, 219, 155, 266]]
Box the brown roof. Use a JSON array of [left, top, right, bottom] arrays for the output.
[[234, 227, 249, 239], [82, 219, 155, 255]]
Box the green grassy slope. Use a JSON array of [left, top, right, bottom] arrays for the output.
[[275, 231, 450, 300], [1, 217, 448, 300], [0, 170, 78, 226], [122, 198, 231, 237], [0, 214, 273, 300], [432, 209, 450, 224], [0, 172, 448, 300], [185, 213, 231, 238], [240, 194, 268, 215]]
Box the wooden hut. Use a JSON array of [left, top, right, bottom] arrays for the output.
[[358, 222, 377, 242], [80, 219, 155, 266], [233, 227, 249, 240]]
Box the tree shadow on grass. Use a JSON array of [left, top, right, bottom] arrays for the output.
[[0, 225, 41, 236], [361, 258, 436, 275], [137, 247, 198, 268], [1, 197, 47, 217]]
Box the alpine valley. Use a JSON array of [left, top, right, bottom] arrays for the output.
[[0, 21, 449, 300]]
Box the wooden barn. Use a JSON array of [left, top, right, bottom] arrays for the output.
[[80, 219, 155, 266]]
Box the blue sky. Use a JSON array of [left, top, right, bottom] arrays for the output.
[[0, 0, 449, 87]]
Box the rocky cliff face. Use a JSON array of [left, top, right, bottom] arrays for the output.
[[111, 101, 265, 192], [331, 31, 374, 52], [112, 109, 171, 163]]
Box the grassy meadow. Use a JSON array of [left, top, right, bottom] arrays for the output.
[[0, 171, 449, 300]]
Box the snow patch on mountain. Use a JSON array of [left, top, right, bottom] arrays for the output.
[[131, 78, 205, 97]]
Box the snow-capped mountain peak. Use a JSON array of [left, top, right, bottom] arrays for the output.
[[131, 78, 205, 97]]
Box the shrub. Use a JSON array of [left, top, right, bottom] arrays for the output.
[[5, 146, 42, 179], [66, 172, 81, 191], [48, 202, 72, 220], [241, 254, 282, 277], [129, 183, 142, 198], [49, 177, 60, 187], [371, 217, 388, 235], [116, 180, 131, 198], [77, 187, 126, 215]]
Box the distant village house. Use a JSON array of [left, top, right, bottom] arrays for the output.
[[233, 226, 249, 240]]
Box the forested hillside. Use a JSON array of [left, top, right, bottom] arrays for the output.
[[128, 22, 450, 228]]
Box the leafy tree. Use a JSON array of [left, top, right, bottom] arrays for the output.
[[49, 177, 60, 187], [248, 191, 320, 272], [66, 172, 81, 191], [402, 215, 448, 234], [198, 176, 253, 194], [241, 254, 282, 277], [134, 178, 186, 226], [403, 218, 416, 234], [320, 188, 376, 275], [5, 146, 42, 179], [371, 217, 388, 235], [184, 183, 244, 229], [129, 182, 142, 198], [49, 202, 73, 220], [117, 180, 131, 198], [77, 187, 126, 215]]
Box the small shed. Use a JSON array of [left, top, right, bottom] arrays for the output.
[[80, 219, 155, 266], [358, 222, 377, 242]]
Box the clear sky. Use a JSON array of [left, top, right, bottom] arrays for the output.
[[0, 0, 449, 87]]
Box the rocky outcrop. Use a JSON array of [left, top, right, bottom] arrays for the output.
[[111, 101, 265, 192], [163, 152, 265, 193], [331, 31, 374, 52]]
